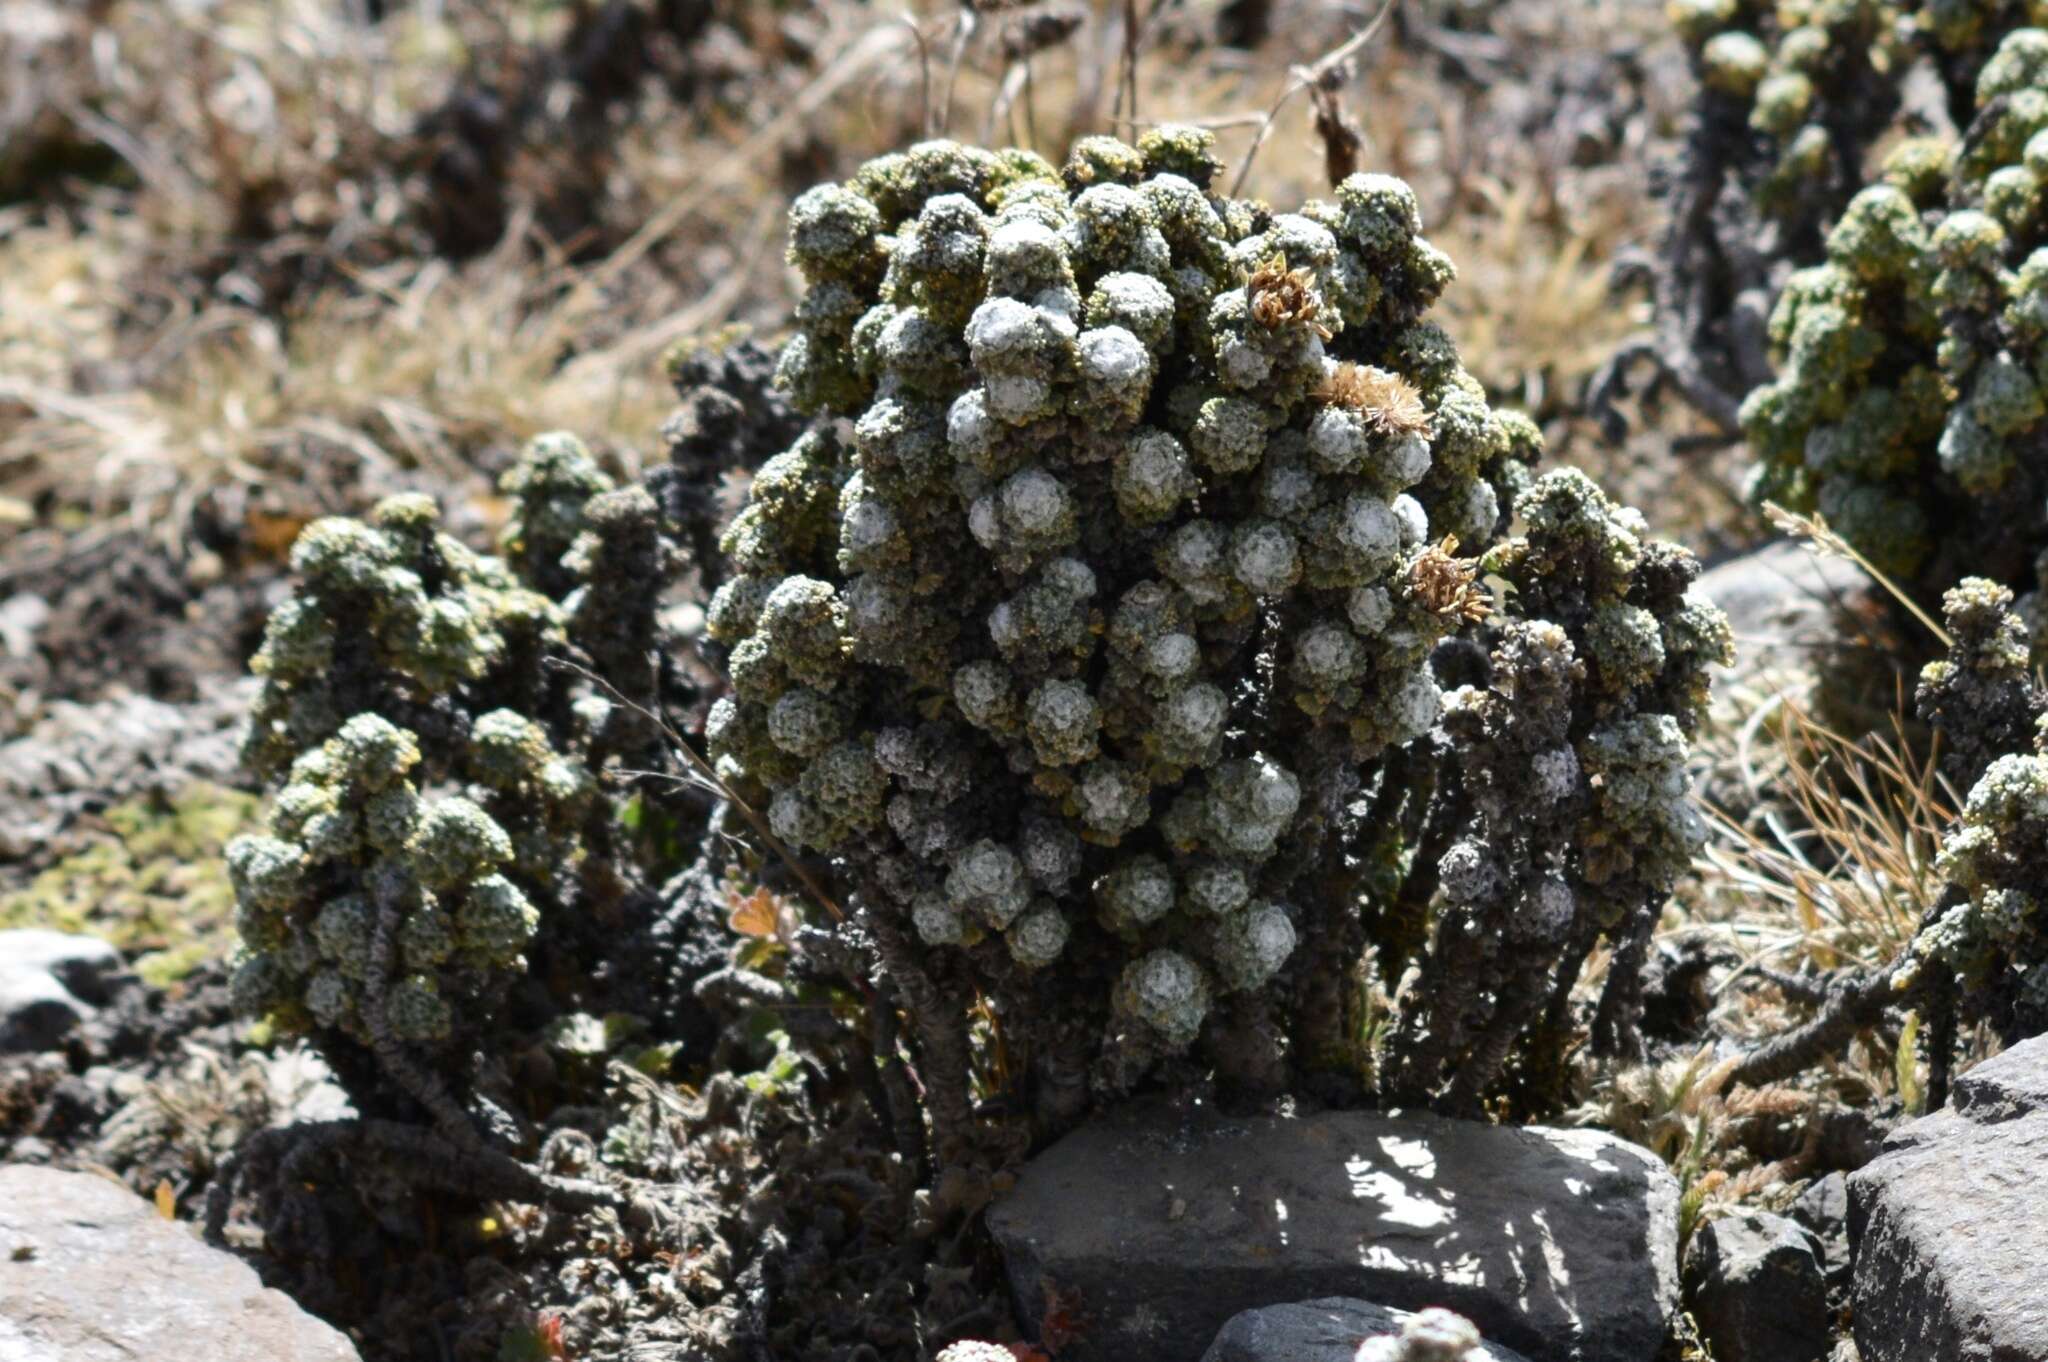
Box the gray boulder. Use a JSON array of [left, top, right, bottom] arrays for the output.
[[1851, 1034, 2048, 1362], [986, 1103, 1679, 1362], [0, 929, 123, 1053], [0, 1164, 359, 1360], [1682, 1211, 1830, 1362], [1696, 540, 1866, 686], [1203, 1298, 1531, 1362], [1790, 1172, 1851, 1301], [1949, 1036, 2048, 1120]]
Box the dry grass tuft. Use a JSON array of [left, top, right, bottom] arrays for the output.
[[1575, 1044, 1833, 1244], [1697, 692, 1952, 984]]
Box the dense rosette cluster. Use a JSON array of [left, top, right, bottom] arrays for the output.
[[1671, 0, 1910, 236], [1900, 577, 2048, 1040], [227, 713, 553, 1046], [1742, 30, 2048, 589], [707, 130, 1722, 1110], [227, 434, 664, 1079], [710, 131, 1527, 1062]]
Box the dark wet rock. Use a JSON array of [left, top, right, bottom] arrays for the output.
[[0, 929, 123, 1053], [987, 1102, 1679, 1362], [1202, 1298, 1532, 1362], [1851, 1034, 2048, 1362], [1681, 1211, 1829, 1362], [0, 1163, 360, 1360]]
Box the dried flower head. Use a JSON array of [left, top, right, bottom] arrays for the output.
[[1409, 535, 1490, 623], [1247, 253, 1332, 339], [1318, 361, 1431, 437]]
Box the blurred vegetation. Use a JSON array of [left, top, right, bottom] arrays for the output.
[[0, 782, 262, 984]]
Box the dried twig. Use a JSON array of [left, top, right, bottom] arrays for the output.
[[1306, 73, 1363, 187], [906, 13, 937, 139], [1115, 0, 1141, 126], [1229, 0, 1396, 198], [942, 9, 978, 136], [547, 657, 847, 925]]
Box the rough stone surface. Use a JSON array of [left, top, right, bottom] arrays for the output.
[[1851, 1035, 2048, 1362], [0, 1164, 359, 1360], [1681, 1211, 1830, 1362], [0, 930, 123, 1053], [986, 1103, 1680, 1362], [1790, 1172, 1850, 1301], [1948, 1037, 2048, 1119], [1202, 1298, 1532, 1362], [0, 677, 252, 861], [1696, 540, 1866, 685]]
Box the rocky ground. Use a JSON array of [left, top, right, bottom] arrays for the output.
[[1, 2, 2038, 1360], [0, 537, 2027, 1362]]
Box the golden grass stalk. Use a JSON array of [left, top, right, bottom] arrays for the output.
[[1763, 502, 1952, 648]]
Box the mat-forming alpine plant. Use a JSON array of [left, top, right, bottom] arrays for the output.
[[706, 128, 1729, 1146]]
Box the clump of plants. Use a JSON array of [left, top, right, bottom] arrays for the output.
[[1602, 2, 2044, 448], [645, 335, 807, 594], [1740, 29, 2048, 598], [707, 127, 1728, 1160], [1669, 0, 1908, 240], [1594, 0, 1919, 435], [1900, 576, 2048, 1043], [217, 431, 680, 1225]]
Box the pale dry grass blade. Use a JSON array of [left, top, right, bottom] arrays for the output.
[[1697, 690, 1954, 988]]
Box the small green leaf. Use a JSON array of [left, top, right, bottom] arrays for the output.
[[1897, 1010, 1924, 1115], [629, 1042, 683, 1077], [602, 1012, 648, 1049]]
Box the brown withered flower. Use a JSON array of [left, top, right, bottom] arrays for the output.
[[1409, 535, 1490, 624], [1246, 253, 1332, 339], [1318, 361, 1432, 439]]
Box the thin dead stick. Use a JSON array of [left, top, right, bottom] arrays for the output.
[[941, 9, 978, 136], [1115, 0, 1141, 125], [1229, 0, 1396, 199], [1024, 45, 1040, 150], [548, 657, 847, 924], [986, 59, 1029, 144], [988, 8, 1083, 148], [905, 12, 936, 138], [1110, 111, 1271, 131]]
